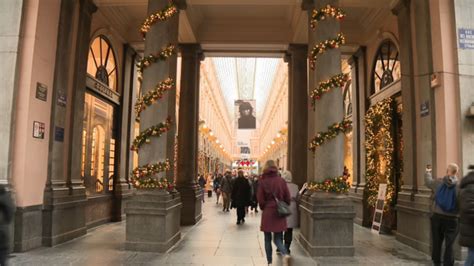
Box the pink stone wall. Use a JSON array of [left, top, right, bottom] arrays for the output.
[[12, 0, 61, 207]]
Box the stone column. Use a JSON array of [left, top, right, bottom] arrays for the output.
[[299, 0, 355, 257], [113, 45, 136, 222], [347, 48, 370, 227], [286, 44, 308, 188], [176, 44, 203, 225], [43, 0, 96, 247], [125, 0, 183, 253]]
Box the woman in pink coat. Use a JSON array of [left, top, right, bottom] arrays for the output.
[[257, 160, 291, 266]]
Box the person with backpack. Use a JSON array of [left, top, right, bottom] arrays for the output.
[[459, 166, 474, 266], [425, 163, 460, 266]]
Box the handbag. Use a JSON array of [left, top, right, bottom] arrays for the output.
[[273, 192, 291, 217]]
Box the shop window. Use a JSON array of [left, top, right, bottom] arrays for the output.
[[372, 40, 401, 94], [87, 36, 117, 91]]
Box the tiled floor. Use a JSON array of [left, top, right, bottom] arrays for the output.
[[10, 197, 432, 265]]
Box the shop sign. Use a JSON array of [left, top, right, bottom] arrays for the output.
[[371, 183, 387, 233], [86, 75, 120, 105], [35, 82, 48, 101], [420, 101, 429, 117], [459, 28, 474, 49], [55, 127, 64, 142], [57, 90, 67, 107], [33, 121, 45, 139]]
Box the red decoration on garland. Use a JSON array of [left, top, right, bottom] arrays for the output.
[[135, 78, 175, 120], [310, 5, 346, 30], [309, 33, 346, 70], [309, 119, 352, 153], [131, 117, 173, 151], [140, 1, 178, 38], [310, 73, 349, 109]]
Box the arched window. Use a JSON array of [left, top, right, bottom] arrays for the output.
[[87, 36, 117, 91], [372, 40, 401, 94]]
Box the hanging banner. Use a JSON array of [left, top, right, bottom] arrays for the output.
[[235, 100, 256, 130]]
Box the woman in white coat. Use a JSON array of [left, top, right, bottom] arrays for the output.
[[280, 170, 299, 254]]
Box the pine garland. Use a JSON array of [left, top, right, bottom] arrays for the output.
[[309, 119, 352, 153], [140, 2, 178, 38], [309, 33, 346, 70], [308, 175, 350, 193], [364, 98, 395, 210], [130, 160, 174, 190], [131, 117, 173, 151], [135, 78, 175, 119], [137, 44, 176, 74], [310, 4, 346, 30], [310, 73, 349, 109]]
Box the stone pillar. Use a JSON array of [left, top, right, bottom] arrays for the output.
[[299, 0, 355, 257], [43, 0, 95, 247], [347, 48, 371, 227], [0, 0, 23, 253], [125, 0, 183, 252], [286, 44, 308, 188], [113, 45, 136, 222], [176, 44, 203, 225]]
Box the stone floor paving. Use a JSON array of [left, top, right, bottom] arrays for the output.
[[10, 197, 432, 266]]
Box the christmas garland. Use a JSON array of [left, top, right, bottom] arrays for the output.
[[310, 4, 346, 30], [309, 119, 352, 153], [137, 44, 176, 74], [135, 78, 175, 119], [309, 33, 345, 70], [130, 160, 175, 191], [310, 73, 349, 108], [140, 1, 178, 38], [364, 98, 395, 210], [131, 117, 173, 151], [308, 175, 350, 193]]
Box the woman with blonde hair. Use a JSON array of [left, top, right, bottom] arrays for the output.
[[257, 160, 291, 266]]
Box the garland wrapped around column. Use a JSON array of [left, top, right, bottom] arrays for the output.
[[307, 4, 350, 193], [364, 97, 395, 210], [130, 0, 179, 191]]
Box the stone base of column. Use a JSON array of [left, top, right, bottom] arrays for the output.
[[42, 186, 87, 247], [125, 190, 181, 252], [14, 205, 42, 252], [299, 191, 355, 257], [349, 184, 371, 227], [112, 182, 134, 222], [176, 184, 203, 225]]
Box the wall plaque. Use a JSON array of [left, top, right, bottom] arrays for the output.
[[35, 82, 47, 101], [33, 121, 45, 139], [57, 91, 67, 107], [55, 127, 64, 142], [420, 101, 430, 117], [459, 28, 474, 49]]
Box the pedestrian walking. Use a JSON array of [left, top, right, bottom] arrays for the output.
[[221, 171, 233, 212], [231, 170, 251, 224], [198, 174, 206, 203], [250, 176, 259, 213], [0, 185, 14, 266], [280, 170, 299, 254], [460, 166, 474, 266], [257, 160, 291, 266], [214, 174, 223, 205], [425, 163, 460, 266]]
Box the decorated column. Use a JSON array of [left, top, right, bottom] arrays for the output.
[[125, 0, 184, 252], [286, 44, 308, 188], [176, 44, 204, 225], [299, 0, 355, 256]]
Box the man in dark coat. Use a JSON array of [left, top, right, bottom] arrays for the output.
[[231, 170, 251, 224], [0, 185, 14, 265], [460, 167, 474, 266]]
